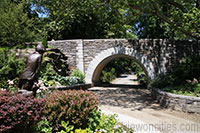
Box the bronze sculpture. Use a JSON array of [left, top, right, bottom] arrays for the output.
[[18, 44, 45, 96]]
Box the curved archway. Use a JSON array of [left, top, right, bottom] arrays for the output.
[[85, 46, 156, 85]]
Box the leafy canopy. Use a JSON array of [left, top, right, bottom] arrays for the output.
[[0, 0, 39, 46], [127, 0, 200, 40], [33, 0, 137, 40]]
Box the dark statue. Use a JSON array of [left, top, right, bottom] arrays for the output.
[[44, 49, 69, 76], [18, 44, 45, 96]]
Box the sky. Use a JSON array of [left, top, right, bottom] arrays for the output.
[[31, 4, 48, 18]]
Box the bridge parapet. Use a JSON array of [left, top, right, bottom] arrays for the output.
[[48, 39, 200, 84]]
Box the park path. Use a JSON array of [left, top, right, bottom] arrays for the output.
[[88, 74, 200, 133]]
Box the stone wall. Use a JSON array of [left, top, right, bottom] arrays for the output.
[[47, 39, 200, 83], [151, 88, 200, 114], [48, 40, 79, 70], [83, 39, 131, 71], [83, 39, 199, 76]]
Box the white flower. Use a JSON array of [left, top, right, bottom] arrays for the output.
[[1, 88, 6, 91], [40, 87, 47, 91], [37, 89, 41, 93], [38, 80, 43, 86], [8, 80, 14, 85], [101, 129, 106, 132]]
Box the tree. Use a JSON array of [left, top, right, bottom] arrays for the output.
[[33, 0, 137, 40], [127, 0, 200, 40], [135, 14, 174, 39], [0, 0, 39, 46]]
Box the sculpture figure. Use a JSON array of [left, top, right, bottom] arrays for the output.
[[18, 44, 45, 96]]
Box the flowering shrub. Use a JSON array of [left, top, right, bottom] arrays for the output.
[[6, 79, 18, 93], [44, 90, 99, 132], [0, 91, 46, 132]]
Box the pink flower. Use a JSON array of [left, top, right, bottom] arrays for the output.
[[27, 111, 32, 116]]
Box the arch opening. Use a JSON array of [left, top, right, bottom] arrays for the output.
[[85, 47, 156, 85], [91, 54, 149, 86]]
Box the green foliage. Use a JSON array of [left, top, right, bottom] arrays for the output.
[[57, 121, 74, 133], [33, 0, 136, 40], [1, 0, 198, 42], [36, 109, 133, 133], [88, 109, 101, 131], [6, 79, 19, 93], [40, 62, 58, 87], [53, 76, 84, 86], [72, 69, 85, 82], [92, 113, 133, 133], [40, 62, 84, 87], [34, 91, 133, 132], [43, 50, 69, 76], [35, 118, 53, 133], [101, 68, 116, 83], [41, 75, 84, 87], [100, 58, 146, 83], [97, 113, 117, 132], [0, 0, 39, 46], [151, 56, 200, 96], [0, 49, 25, 88], [135, 15, 173, 39], [127, 0, 200, 40], [42, 35, 48, 48], [44, 90, 99, 132]]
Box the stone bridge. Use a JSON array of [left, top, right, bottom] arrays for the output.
[[48, 39, 200, 85]]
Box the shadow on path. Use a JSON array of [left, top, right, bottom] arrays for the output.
[[90, 84, 164, 111]]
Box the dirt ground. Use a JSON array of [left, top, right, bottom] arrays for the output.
[[89, 74, 200, 133]]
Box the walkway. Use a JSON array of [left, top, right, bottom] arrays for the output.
[[89, 74, 200, 133]]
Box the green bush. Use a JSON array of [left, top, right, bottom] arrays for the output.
[[100, 58, 146, 83], [36, 109, 133, 133], [0, 0, 39, 46], [0, 49, 25, 88], [56, 112, 133, 133], [34, 90, 133, 132], [40, 63, 85, 87], [40, 63, 58, 87], [150, 56, 200, 96], [72, 69, 85, 82], [54, 76, 84, 86], [101, 68, 116, 83], [44, 90, 99, 132]]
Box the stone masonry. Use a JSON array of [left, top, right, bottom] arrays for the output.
[[151, 88, 200, 114], [48, 39, 200, 84]]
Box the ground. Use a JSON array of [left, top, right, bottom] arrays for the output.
[[89, 74, 200, 133]]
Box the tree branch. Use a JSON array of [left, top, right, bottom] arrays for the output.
[[152, 6, 200, 40], [128, 2, 200, 40], [196, 0, 200, 9], [165, 0, 188, 13]]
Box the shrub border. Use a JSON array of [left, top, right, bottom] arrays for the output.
[[151, 88, 200, 114]]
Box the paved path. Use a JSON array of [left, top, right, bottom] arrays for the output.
[[89, 74, 200, 133]]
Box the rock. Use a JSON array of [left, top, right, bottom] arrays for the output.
[[18, 89, 33, 96]]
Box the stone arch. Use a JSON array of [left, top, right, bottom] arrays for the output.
[[85, 46, 156, 85]]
